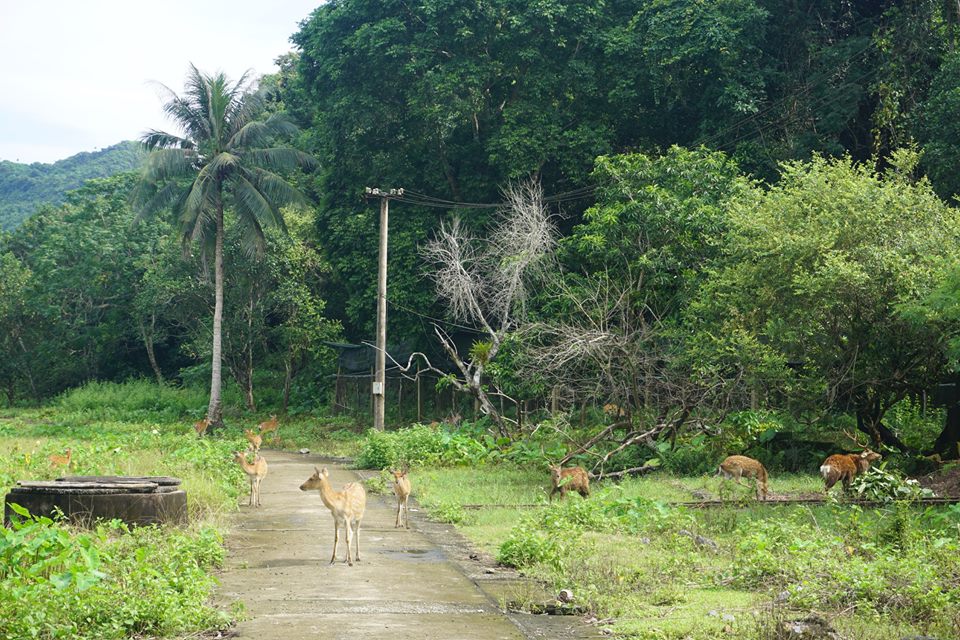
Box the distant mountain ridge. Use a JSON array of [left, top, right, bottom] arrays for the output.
[[0, 141, 144, 230]]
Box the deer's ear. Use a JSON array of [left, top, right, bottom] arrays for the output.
[[314, 466, 321, 474]]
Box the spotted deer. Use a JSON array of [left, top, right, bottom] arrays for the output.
[[300, 467, 366, 566], [717, 455, 769, 500]]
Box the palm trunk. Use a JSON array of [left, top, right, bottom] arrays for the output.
[[207, 197, 225, 427]]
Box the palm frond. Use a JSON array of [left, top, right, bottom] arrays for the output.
[[205, 152, 242, 180], [230, 178, 270, 258], [140, 129, 191, 151], [242, 147, 316, 174], [231, 172, 285, 233], [130, 180, 188, 223], [231, 112, 301, 149], [245, 167, 309, 209], [140, 148, 197, 184]]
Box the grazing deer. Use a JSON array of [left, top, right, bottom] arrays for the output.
[[300, 467, 367, 566], [717, 455, 769, 500], [820, 450, 881, 494], [549, 465, 591, 501], [257, 414, 279, 441], [49, 448, 72, 468], [243, 429, 262, 453], [194, 418, 212, 437], [392, 469, 411, 529], [233, 451, 268, 507]]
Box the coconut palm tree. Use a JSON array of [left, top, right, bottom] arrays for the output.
[[133, 64, 314, 427]]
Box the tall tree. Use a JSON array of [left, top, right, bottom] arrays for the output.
[[133, 64, 314, 426]]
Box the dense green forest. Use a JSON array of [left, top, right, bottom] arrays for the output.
[[3, 0, 960, 460], [0, 141, 143, 230]]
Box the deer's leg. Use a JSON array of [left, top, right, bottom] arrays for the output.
[[354, 517, 362, 562], [248, 478, 254, 506], [395, 498, 402, 528], [344, 519, 354, 566], [330, 520, 340, 565], [403, 497, 409, 529]]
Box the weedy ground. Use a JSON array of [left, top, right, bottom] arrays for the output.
[[408, 466, 960, 639], [0, 380, 365, 640]]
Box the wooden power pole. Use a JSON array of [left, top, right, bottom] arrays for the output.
[[364, 187, 403, 431]]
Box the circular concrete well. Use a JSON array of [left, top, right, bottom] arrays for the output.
[[4, 475, 187, 526]]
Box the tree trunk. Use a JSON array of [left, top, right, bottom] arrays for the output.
[[855, 408, 910, 452], [17, 336, 37, 400], [207, 197, 225, 427], [929, 403, 960, 459], [282, 356, 293, 414], [243, 291, 256, 413], [137, 315, 163, 385]]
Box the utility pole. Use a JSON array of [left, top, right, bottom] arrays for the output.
[[364, 186, 403, 431]]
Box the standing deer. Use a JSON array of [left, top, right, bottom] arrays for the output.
[[300, 467, 366, 566], [717, 455, 769, 500], [548, 465, 591, 501], [243, 429, 262, 453], [257, 414, 279, 441], [820, 450, 881, 494], [392, 469, 411, 529], [233, 451, 268, 507], [194, 418, 212, 437]]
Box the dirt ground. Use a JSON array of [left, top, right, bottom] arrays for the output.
[[918, 464, 960, 497], [215, 451, 599, 640]]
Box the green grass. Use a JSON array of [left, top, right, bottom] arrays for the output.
[[407, 463, 960, 640], [0, 385, 247, 639]]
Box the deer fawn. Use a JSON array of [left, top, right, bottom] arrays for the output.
[[549, 465, 591, 501], [194, 418, 212, 437], [820, 450, 881, 493], [717, 455, 769, 500], [233, 451, 268, 507], [300, 467, 367, 566], [243, 429, 262, 453], [392, 469, 411, 529], [49, 448, 72, 468]]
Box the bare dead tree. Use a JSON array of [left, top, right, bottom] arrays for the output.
[[517, 269, 749, 476], [413, 179, 557, 437]]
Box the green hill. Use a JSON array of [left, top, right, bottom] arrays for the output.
[[0, 141, 144, 230]]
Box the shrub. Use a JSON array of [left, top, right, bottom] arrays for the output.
[[0, 511, 229, 640], [852, 464, 935, 503], [56, 380, 206, 421], [355, 429, 398, 469]]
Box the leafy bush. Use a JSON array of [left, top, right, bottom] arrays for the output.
[[56, 380, 207, 421], [0, 511, 229, 640], [851, 464, 935, 503], [498, 517, 564, 571]]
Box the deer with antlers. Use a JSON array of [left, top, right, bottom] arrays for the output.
[[821, 430, 882, 494]]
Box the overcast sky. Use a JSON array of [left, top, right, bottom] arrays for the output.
[[0, 1, 320, 164]]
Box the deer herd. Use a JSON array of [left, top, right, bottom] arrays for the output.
[[216, 413, 887, 568]]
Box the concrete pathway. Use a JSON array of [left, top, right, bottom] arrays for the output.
[[217, 451, 595, 640]]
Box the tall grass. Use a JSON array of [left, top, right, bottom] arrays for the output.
[[56, 380, 207, 421]]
